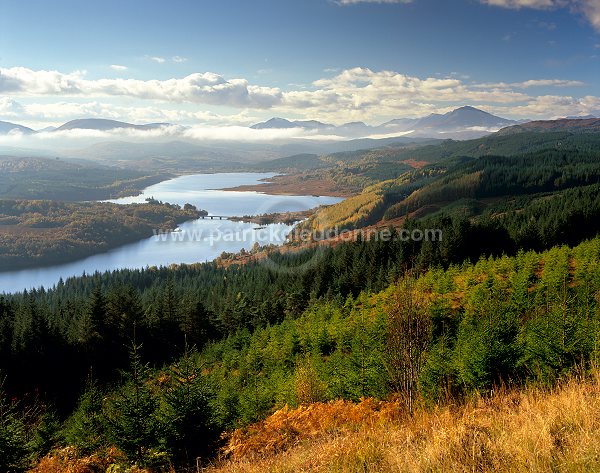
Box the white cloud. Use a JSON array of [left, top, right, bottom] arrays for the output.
[[149, 56, 166, 64], [1, 66, 598, 125], [0, 67, 283, 108], [535, 20, 557, 29], [480, 0, 564, 8], [480, 0, 600, 32], [0, 68, 86, 94], [172, 56, 187, 63], [0, 98, 261, 128], [110, 64, 128, 71], [489, 94, 600, 118], [181, 125, 307, 142], [0, 97, 25, 117], [475, 79, 585, 88], [580, 0, 600, 31], [0, 123, 319, 146], [516, 79, 585, 87], [279, 67, 531, 121]]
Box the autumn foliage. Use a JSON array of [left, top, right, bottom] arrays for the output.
[[213, 373, 600, 472]]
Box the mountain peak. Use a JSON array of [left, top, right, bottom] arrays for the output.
[[455, 105, 479, 112], [415, 106, 516, 131], [250, 118, 294, 129], [251, 118, 333, 130], [449, 106, 496, 117]]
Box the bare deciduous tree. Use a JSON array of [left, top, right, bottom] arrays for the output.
[[385, 276, 432, 414]]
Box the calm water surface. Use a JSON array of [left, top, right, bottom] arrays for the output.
[[0, 173, 342, 293]]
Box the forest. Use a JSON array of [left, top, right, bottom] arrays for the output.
[[0, 200, 202, 270], [300, 139, 600, 234], [3, 130, 600, 471], [0, 156, 168, 201]]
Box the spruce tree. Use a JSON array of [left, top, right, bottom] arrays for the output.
[[160, 342, 214, 466], [63, 379, 107, 455], [104, 340, 164, 467]]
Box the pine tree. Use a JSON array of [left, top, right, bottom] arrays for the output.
[[160, 342, 214, 466], [63, 379, 107, 455], [104, 340, 164, 467]]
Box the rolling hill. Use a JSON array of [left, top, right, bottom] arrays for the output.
[[498, 117, 600, 135]]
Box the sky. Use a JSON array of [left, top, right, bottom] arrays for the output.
[[0, 0, 599, 129]]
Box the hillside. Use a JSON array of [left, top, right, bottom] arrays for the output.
[[21, 233, 600, 471], [248, 130, 600, 199], [499, 117, 600, 135], [407, 105, 517, 132], [0, 156, 168, 200], [0, 199, 202, 270], [296, 131, 600, 233], [210, 376, 600, 472]]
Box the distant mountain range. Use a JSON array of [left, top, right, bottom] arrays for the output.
[[2, 107, 518, 139], [250, 106, 523, 139], [2, 113, 600, 170], [251, 118, 334, 130], [0, 118, 170, 135], [1, 109, 599, 144]]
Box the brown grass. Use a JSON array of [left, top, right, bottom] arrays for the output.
[[28, 447, 121, 473], [209, 374, 600, 473]]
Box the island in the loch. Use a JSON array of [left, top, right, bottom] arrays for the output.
[[228, 208, 316, 226]]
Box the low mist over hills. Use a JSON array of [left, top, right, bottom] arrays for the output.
[[2, 106, 520, 143], [7, 108, 600, 169], [251, 106, 520, 139]]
